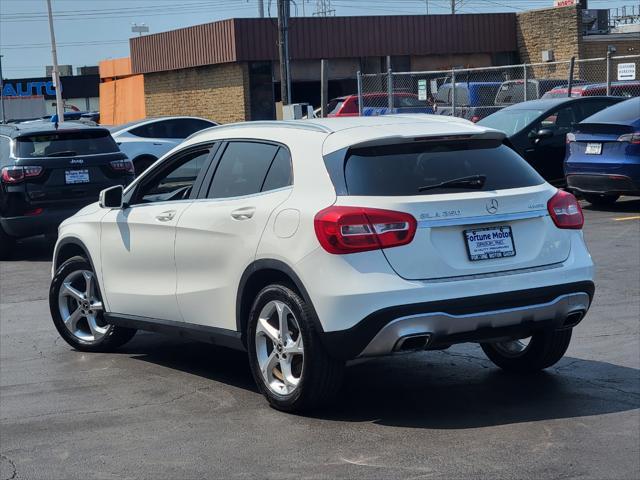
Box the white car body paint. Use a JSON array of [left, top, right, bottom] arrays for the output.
[[54, 115, 595, 358]]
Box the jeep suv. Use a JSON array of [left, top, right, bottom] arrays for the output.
[[0, 122, 134, 258], [49, 116, 595, 412]]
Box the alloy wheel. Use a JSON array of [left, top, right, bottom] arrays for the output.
[[255, 300, 304, 396], [57, 270, 108, 343]]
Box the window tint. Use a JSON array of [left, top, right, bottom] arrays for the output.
[[135, 149, 210, 204], [15, 130, 119, 157], [478, 108, 545, 136], [578, 100, 619, 121], [130, 121, 171, 139], [208, 142, 278, 198], [262, 147, 292, 191], [539, 106, 577, 134], [582, 97, 639, 123], [165, 118, 215, 138], [343, 141, 544, 196]]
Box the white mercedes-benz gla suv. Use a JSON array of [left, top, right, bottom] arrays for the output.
[[49, 116, 595, 412]]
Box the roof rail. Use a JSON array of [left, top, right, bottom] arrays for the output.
[[185, 120, 333, 141]]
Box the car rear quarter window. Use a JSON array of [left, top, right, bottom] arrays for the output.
[[15, 130, 119, 157], [207, 141, 279, 198], [342, 140, 544, 196], [261, 147, 292, 192], [0, 135, 11, 164]]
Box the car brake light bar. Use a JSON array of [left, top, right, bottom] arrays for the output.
[[1, 166, 44, 184], [617, 132, 640, 144], [314, 206, 417, 254]]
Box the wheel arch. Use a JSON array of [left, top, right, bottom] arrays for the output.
[[54, 237, 96, 274], [236, 259, 323, 347]]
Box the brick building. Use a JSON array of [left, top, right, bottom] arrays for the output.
[[107, 5, 638, 124]]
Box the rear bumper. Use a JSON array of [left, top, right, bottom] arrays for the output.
[[320, 281, 594, 359], [566, 174, 640, 196], [0, 207, 80, 238]]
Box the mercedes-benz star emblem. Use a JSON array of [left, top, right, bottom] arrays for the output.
[[486, 198, 499, 214]]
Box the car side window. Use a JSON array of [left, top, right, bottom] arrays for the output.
[[538, 106, 576, 135], [132, 148, 211, 204], [131, 120, 173, 139], [207, 141, 279, 199], [261, 147, 292, 192], [168, 119, 214, 138], [579, 101, 616, 121]]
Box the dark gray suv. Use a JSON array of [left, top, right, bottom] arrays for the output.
[[0, 121, 134, 259]]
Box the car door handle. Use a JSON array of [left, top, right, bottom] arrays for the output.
[[155, 210, 176, 222], [230, 207, 256, 220]]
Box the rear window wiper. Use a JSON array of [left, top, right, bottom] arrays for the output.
[[47, 150, 77, 157], [418, 174, 487, 192]]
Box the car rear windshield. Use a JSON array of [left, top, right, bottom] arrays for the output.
[[16, 130, 119, 157], [343, 140, 544, 196]]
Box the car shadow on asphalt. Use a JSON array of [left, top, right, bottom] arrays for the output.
[[3, 236, 55, 262], [120, 334, 640, 428]]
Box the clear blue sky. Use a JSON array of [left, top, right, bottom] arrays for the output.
[[0, 0, 634, 79]]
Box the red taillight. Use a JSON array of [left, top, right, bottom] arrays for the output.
[[24, 207, 44, 216], [547, 190, 583, 230], [1, 166, 43, 184], [470, 115, 480, 123], [314, 206, 417, 254], [617, 132, 640, 144], [566, 132, 576, 144], [110, 159, 135, 174]]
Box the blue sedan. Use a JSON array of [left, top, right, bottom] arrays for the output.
[[565, 97, 640, 206]]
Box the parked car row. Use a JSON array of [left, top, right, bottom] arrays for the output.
[[479, 96, 639, 205], [0, 116, 218, 257]]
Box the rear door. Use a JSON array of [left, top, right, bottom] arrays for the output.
[[175, 141, 293, 330], [336, 138, 566, 280]]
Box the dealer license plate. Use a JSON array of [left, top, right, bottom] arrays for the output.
[[65, 169, 90, 184], [463, 225, 516, 261], [585, 143, 602, 155]]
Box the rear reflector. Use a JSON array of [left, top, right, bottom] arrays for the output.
[[1, 165, 43, 184], [24, 208, 44, 216], [547, 190, 583, 230], [314, 206, 417, 254]]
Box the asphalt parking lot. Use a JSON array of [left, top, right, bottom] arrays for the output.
[[1, 198, 639, 480]]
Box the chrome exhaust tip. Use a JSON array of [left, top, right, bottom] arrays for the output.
[[563, 310, 586, 329], [395, 334, 432, 352]]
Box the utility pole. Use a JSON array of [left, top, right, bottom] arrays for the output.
[[277, 0, 291, 105], [0, 55, 5, 124], [258, 0, 264, 18], [46, 0, 64, 124], [425, 0, 429, 14]]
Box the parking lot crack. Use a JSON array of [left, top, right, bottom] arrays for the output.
[[0, 454, 17, 480]]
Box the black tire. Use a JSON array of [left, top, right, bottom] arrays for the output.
[[132, 155, 157, 176], [247, 284, 344, 412], [583, 193, 619, 207], [481, 328, 572, 373], [0, 223, 16, 260], [49, 255, 136, 352]]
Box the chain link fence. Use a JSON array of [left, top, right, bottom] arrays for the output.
[[357, 55, 640, 121]]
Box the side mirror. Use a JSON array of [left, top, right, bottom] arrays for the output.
[[536, 128, 554, 140], [99, 185, 124, 209]]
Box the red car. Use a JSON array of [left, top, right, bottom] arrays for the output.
[[542, 81, 640, 99], [326, 93, 434, 117]]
